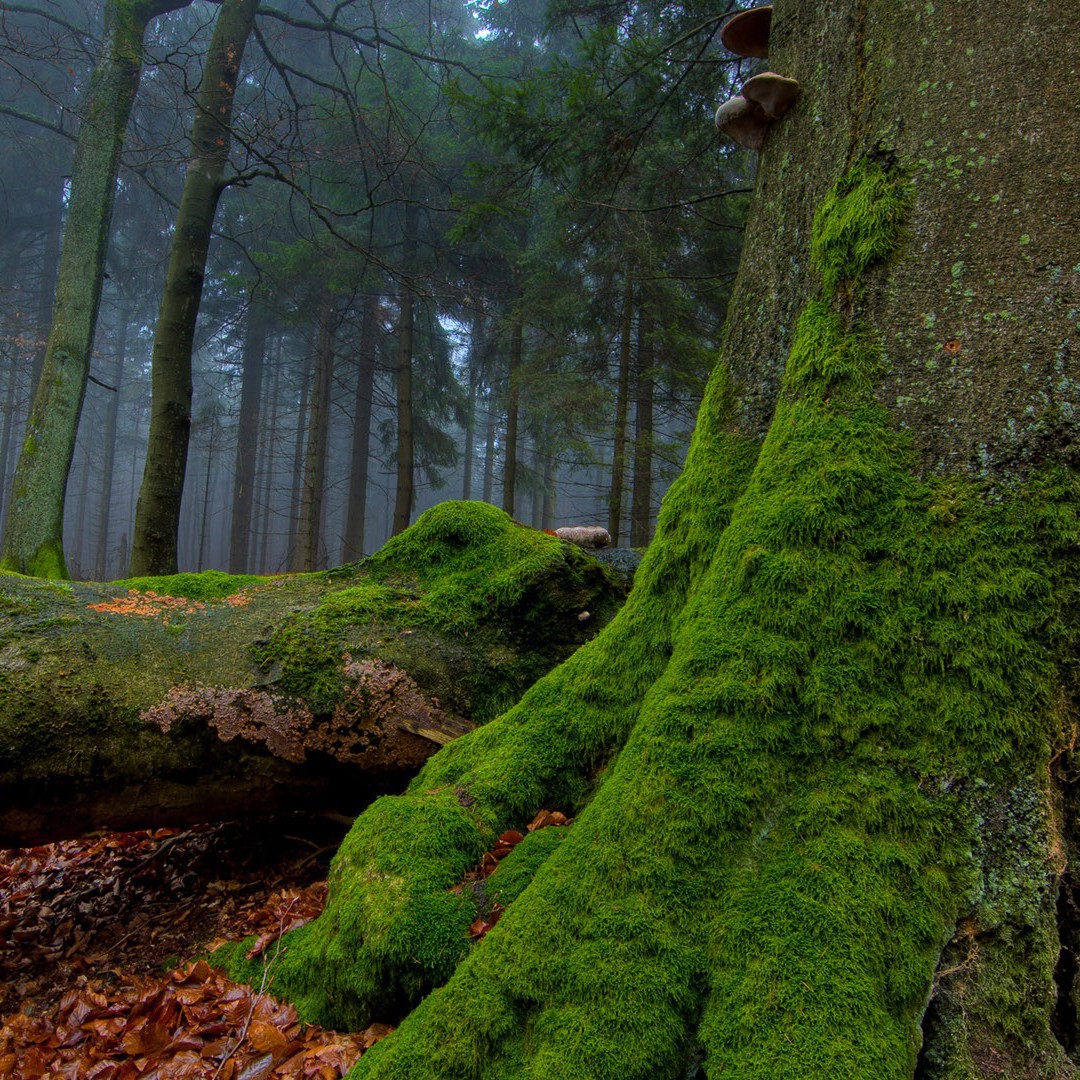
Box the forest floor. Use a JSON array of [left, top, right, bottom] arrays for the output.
[[0, 813, 390, 1078]]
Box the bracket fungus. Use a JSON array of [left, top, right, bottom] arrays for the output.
[[715, 71, 800, 150], [720, 5, 772, 59], [714, 95, 768, 151]]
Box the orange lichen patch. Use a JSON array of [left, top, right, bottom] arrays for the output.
[[88, 590, 208, 618], [945, 339, 962, 355]]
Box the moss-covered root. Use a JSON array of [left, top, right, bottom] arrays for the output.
[[221, 360, 760, 1030], [342, 156, 1080, 1078]]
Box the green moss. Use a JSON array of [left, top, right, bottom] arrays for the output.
[[241, 155, 1080, 1079], [486, 827, 568, 909], [111, 569, 269, 599]]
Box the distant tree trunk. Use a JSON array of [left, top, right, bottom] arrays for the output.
[[501, 315, 523, 515], [294, 292, 336, 572], [228, 301, 268, 572], [1, 0, 192, 579], [286, 349, 312, 568], [0, 366, 20, 535], [482, 408, 496, 505], [130, 0, 260, 576], [254, 341, 281, 573], [196, 414, 218, 571], [392, 248, 418, 536], [461, 320, 481, 502], [541, 449, 557, 531], [95, 315, 127, 580], [629, 306, 654, 548], [30, 175, 64, 400], [342, 293, 378, 562], [606, 276, 634, 545]]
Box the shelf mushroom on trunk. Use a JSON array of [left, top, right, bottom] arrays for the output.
[[715, 71, 800, 150]]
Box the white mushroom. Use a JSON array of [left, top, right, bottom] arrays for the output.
[[741, 71, 801, 120], [714, 95, 769, 151]]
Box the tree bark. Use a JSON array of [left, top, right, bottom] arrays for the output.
[[0, 503, 628, 848], [392, 280, 416, 537], [1, 0, 191, 579], [294, 292, 336, 571], [94, 313, 127, 580], [228, 301, 269, 573], [227, 4, 1080, 1079], [501, 314, 523, 515], [606, 275, 633, 544], [342, 293, 379, 563], [130, 0, 260, 576], [629, 305, 654, 547]]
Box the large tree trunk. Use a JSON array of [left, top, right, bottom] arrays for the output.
[[219, 4, 1080, 1078], [129, 0, 260, 576], [1, 0, 191, 579], [0, 503, 628, 848]]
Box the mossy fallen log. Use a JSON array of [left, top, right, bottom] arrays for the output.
[[0, 503, 628, 846]]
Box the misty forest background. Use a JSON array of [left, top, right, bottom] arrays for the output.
[[0, 0, 752, 579]]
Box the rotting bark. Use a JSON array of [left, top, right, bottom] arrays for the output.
[[1, 0, 193, 579], [0, 502, 628, 848], [130, 0, 260, 576], [213, 4, 1080, 1079]]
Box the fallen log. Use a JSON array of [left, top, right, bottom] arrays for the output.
[[0, 503, 627, 846]]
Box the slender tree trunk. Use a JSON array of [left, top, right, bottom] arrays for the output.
[[255, 339, 281, 573], [629, 306, 654, 548], [95, 314, 127, 580], [197, 414, 216, 571], [1, 0, 191, 579], [392, 262, 417, 536], [342, 293, 378, 562], [501, 315, 523, 516], [541, 447, 557, 531], [228, 301, 268, 572], [30, 175, 64, 401], [606, 276, 634, 544], [462, 318, 481, 501], [286, 349, 312, 569], [0, 366, 19, 535], [294, 292, 336, 572], [130, 0, 260, 576], [482, 407, 495, 505]]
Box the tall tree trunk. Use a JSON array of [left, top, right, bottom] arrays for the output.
[[482, 407, 495, 505], [228, 301, 268, 573], [30, 174, 64, 401], [95, 314, 127, 580], [255, 338, 281, 573], [0, 365, 20, 536], [294, 292, 336, 572], [461, 317, 482, 501], [629, 305, 654, 548], [196, 413, 217, 571], [1, 0, 191, 579], [286, 349, 312, 569], [606, 275, 634, 545], [501, 315, 523, 516], [241, 5, 1080, 1079], [392, 258, 418, 536], [342, 293, 378, 562], [130, 0, 260, 576]]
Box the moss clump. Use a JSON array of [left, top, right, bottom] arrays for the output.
[[111, 569, 269, 599], [254, 502, 624, 719], [485, 826, 568, 909], [237, 153, 1079, 1079]]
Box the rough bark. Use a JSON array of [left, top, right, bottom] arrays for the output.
[[216, 4, 1080, 1079], [130, 0, 260, 576], [1, 0, 192, 579], [228, 302, 268, 573], [0, 503, 628, 848]]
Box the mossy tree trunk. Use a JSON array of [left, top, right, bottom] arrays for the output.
[[226, 4, 1080, 1078], [0, 0, 192, 579], [130, 0, 260, 576]]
